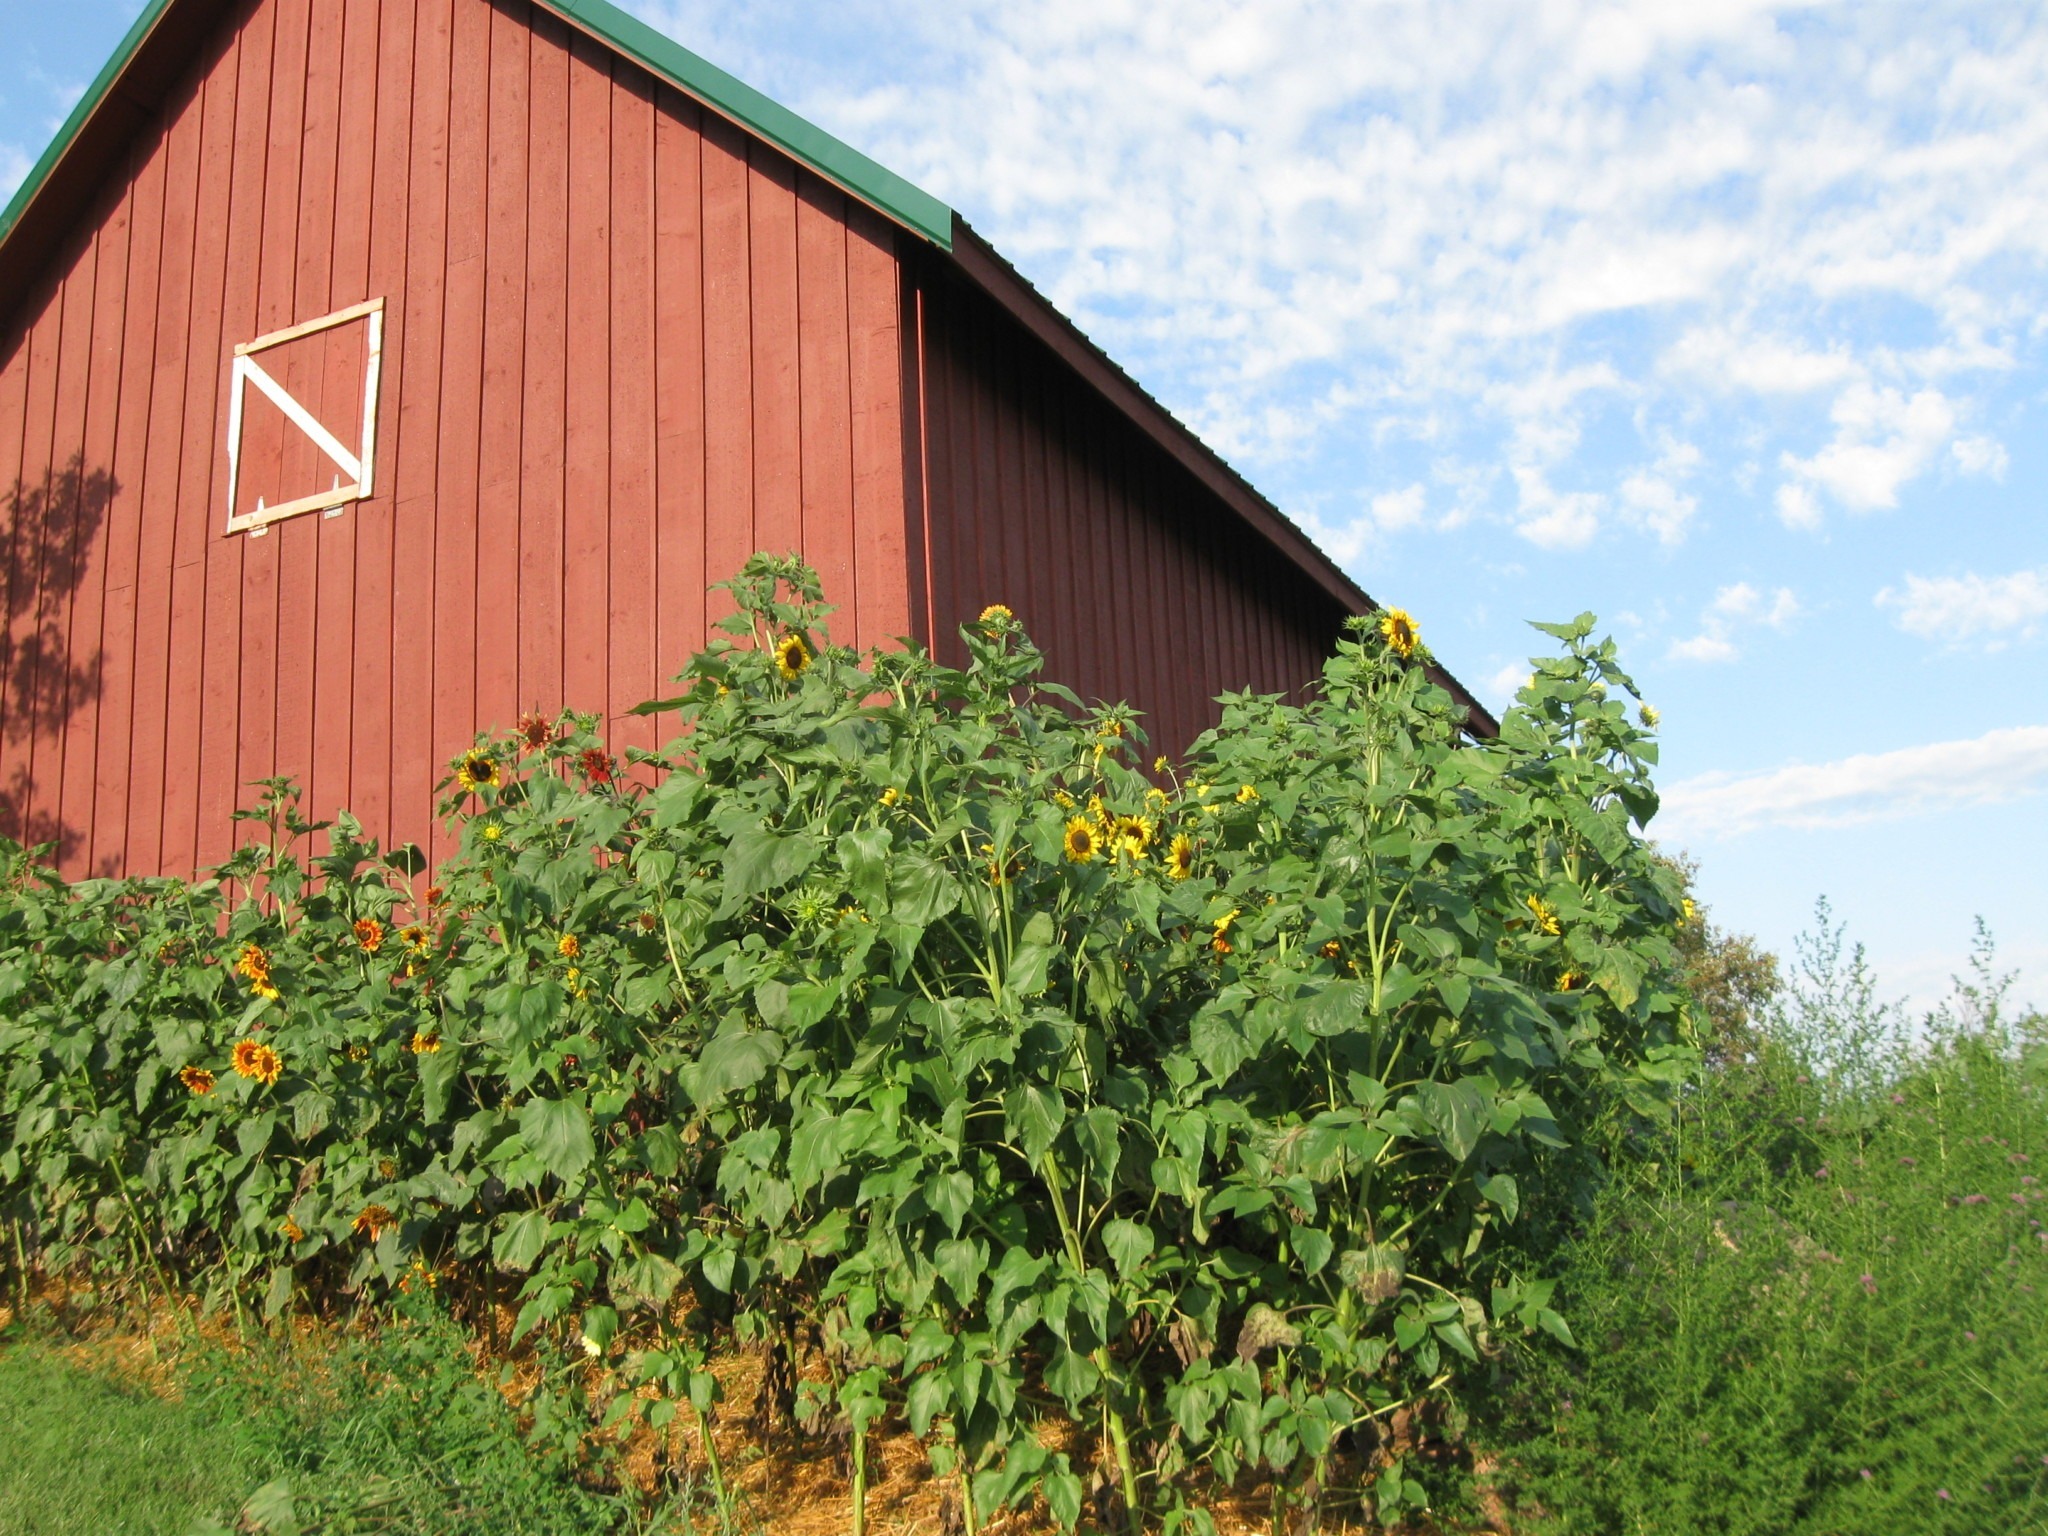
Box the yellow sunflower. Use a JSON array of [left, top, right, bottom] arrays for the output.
[[1167, 833, 1195, 881], [880, 786, 901, 807], [280, 1216, 305, 1243], [352, 1205, 394, 1241], [1639, 703, 1660, 728], [457, 751, 500, 793], [557, 933, 580, 960], [775, 633, 811, 681], [400, 924, 431, 954], [234, 942, 279, 998], [1526, 895, 1562, 937], [179, 1065, 216, 1095], [409, 1030, 441, 1054], [1557, 970, 1584, 992], [1211, 909, 1240, 955], [1378, 607, 1420, 659], [1112, 814, 1154, 859], [1235, 784, 1259, 805], [232, 1039, 284, 1087], [353, 917, 385, 953], [1062, 816, 1101, 863], [978, 603, 1014, 626]]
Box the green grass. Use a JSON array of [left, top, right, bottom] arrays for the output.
[[0, 1332, 242, 1536], [0, 1293, 697, 1536]]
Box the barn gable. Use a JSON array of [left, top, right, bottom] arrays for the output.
[[0, 0, 1492, 880]]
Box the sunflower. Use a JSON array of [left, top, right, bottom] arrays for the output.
[[880, 786, 901, 807], [179, 1065, 216, 1095], [1320, 940, 1342, 960], [1680, 897, 1697, 928], [479, 821, 504, 842], [774, 633, 811, 681], [1111, 814, 1154, 860], [235, 943, 280, 1000], [1062, 816, 1101, 863], [1378, 607, 1420, 659], [1638, 703, 1660, 729], [1557, 970, 1584, 992], [353, 917, 385, 954], [557, 933, 580, 960], [352, 1205, 394, 1241], [280, 1216, 305, 1243], [1235, 784, 1259, 805], [1052, 790, 1075, 810], [409, 1030, 441, 1054], [346, 1044, 370, 1062], [1526, 895, 1562, 936], [516, 711, 554, 751], [978, 603, 1014, 626], [400, 924, 431, 954], [578, 747, 614, 785], [1153, 755, 1169, 774], [1167, 833, 1195, 881], [457, 751, 501, 793], [1211, 909, 1240, 955], [232, 1039, 284, 1087]]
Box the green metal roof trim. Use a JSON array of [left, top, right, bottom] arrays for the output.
[[0, 0, 953, 255], [0, 0, 179, 248], [535, 0, 952, 249]]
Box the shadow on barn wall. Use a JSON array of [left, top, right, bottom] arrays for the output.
[[1, 455, 112, 862]]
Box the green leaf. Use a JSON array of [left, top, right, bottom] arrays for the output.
[[1413, 1078, 1489, 1163], [1537, 1307, 1576, 1348], [1071, 1106, 1120, 1179], [495, 1210, 550, 1271], [1101, 1218, 1154, 1280], [1476, 1172, 1520, 1222], [518, 1096, 595, 1183], [1289, 1224, 1334, 1277], [722, 826, 820, 907], [1005, 1083, 1064, 1168], [924, 1170, 973, 1236]]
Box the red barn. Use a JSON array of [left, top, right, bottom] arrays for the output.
[[0, 0, 1491, 878]]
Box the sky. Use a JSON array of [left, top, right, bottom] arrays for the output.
[[3, 0, 2045, 1015]]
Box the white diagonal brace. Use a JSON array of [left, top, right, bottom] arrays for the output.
[[235, 354, 362, 482]]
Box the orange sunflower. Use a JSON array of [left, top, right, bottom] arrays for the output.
[[179, 1065, 216, 1095], [353, 917, 385, 954], [232, 1039, 284, 1087]]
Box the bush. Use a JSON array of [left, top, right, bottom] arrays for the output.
[[1487, 919, 2048, 1534], [0, 556, 1692, 1530]]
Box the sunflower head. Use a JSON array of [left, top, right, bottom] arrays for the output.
[[978, 603, 1014, 627], [409, 1030, 441, 1055], [1167, 833, 1195, 881], [400, 924, 430, 954], [1680, 897, 1697, 928], [557, 933, 581, 960], [1211, 908, 1240, 955], [234, 943, 272, 983], [516, 712, 555, 752], [232, 1039, 283, 1087], [1639, 703, 1660, 729], [774, 633, 812, 681], [179, 1065, 215, 1095], [880, 786, 901, 807], [1112, 814, 1154, 859], [280, 1216, 305, 1243], [1062, 817, 1100, 864], [457, 752, 501, 793], [1526, 895, 1562, 937], [578, 747, 614, 785], [1236, 784, 1259, 805], [1378, 607, 1420, 659], [1321, 940, 1343, 960], [353, 918, 385, 954], [352, 1205, 394, 1241], [1557, 970, 1584, 993]]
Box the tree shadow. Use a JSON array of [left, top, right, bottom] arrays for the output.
[[0, 455, 114, 862]]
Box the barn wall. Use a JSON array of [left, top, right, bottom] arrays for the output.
[[0, 0, 910, 878], [903, 252, 1348, 758]]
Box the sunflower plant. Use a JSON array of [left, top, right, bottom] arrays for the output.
[[0, 553, 1692, 1532]]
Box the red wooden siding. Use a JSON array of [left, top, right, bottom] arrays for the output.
[[901, 249, 1347, 758], [0, 0, 910, 877]]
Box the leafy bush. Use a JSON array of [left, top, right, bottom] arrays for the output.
[[0, 556, 1692, 1530], [1487, 921, 2048, 1534]]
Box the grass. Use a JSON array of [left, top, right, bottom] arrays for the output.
[[0, 1330, 242, 1536]]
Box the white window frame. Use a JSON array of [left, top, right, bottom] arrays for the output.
[[224, 296, 385, 536]]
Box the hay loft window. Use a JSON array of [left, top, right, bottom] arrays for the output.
[[224, 297, 384, 536]]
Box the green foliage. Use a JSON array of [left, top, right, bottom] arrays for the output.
[[0, 554, 1692, 1528], [1487, 920, 2048, 1534]]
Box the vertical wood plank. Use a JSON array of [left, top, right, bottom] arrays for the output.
[[844, 209, 906, 653], [747, 147, 801, 561], [698, 114, 751, 629], [560, 31, 611, 724], [794, 178, 852, 643], [518, 4, 568, 725], [194, 2, 274, 870], [386, 0, 452, 860], [608, 67, 657, 758], [159, 50, 241, 877], [429, 0, 491, 860], [651, 89, 705, 697], [473, 0, 529, 743], [345, 0, 415, 853]]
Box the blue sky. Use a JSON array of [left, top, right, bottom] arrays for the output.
[[4, 1, 2045, 1013]]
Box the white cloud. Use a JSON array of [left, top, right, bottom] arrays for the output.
[[1950, 434, 2010, 478], [631, 0, 2048, 544], [1370, 482, 1427, 532], [1486, 660, 1533, 702], [1877, 567, 2048, 646], [1619, 437, 1703, 543], [1660, 725, 2048, 838], [1778, 383, 1958, 519], [1668, 581, 1800, 663]]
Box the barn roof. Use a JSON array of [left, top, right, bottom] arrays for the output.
[[0, 0, 1496, 735]]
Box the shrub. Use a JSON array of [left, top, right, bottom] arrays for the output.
[[0, 556, 1692, 1530]]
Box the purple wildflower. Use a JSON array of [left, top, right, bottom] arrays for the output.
[[1860, 1273, 1878, 1297]]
